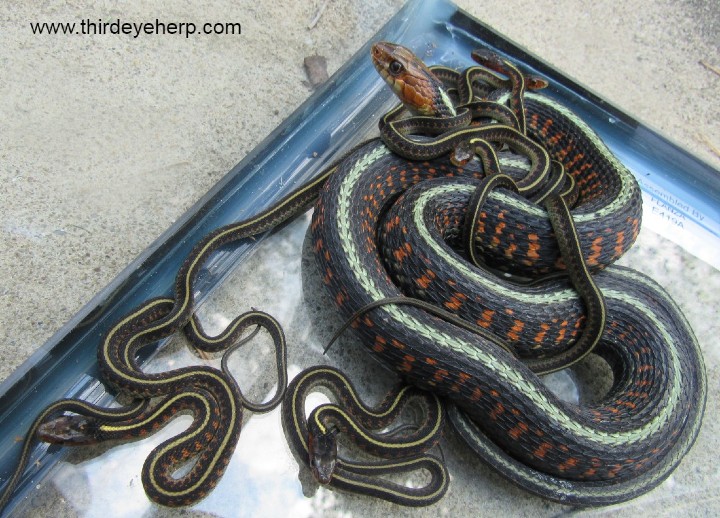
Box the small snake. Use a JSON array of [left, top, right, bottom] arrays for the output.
[[282, 365, 448, 506], [1, 277, 288, 506]]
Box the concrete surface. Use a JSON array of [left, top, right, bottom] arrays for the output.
[[1, 0, 718, 516]]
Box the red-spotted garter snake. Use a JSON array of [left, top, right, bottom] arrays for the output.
[[308, 42, 705, 505]]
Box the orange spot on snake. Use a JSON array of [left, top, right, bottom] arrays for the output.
[[505, 242, 517, 259], [490, 402, 505, 421], [566, 151, 585, 169], [587, 236, 603, 266], [527, 233, 541, 262], [477, 309, 495, 328], [534, 442, 553, 459], [614, 230, 625, 258], [416, 269, 436, 289], [444, 292, 467, 311], [534, 322, 551, 344], [507, 319, 525, 341], [323, 267, 333, 285], [372, 336, 386, 353], [616, 399, 637, 409], [433, 369, 449, 383], [508, 422, 529, 440], [540, 118, 553, 137], [335, 291, 346, 307], [558, 457, 579, 472], [470, 387, 483, 401], [400, 354, 415, 372]]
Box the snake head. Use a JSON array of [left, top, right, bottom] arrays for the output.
[[37, 415, 99, 446], [471, 48, 548, 91], [371, 41, 455, 118], [308, 428, 338, 485]]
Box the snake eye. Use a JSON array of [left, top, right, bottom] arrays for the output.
[[388, 60, 404, 76]]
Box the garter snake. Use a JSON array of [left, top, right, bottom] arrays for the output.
[[310, 42, 705, 505], [282, 365, 448, 507], [374, 41, 605, 375], [0, 296, 288, 510], [0, 137, 381, 512], [0, 127, 372, 515]]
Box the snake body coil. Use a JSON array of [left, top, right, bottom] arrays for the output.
[[282, 365, 448, 506], [310, 43, 705, 504]]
